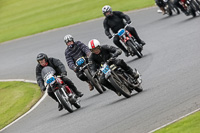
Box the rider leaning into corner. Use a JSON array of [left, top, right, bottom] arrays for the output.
[[102, 5, 146, 57], [87, 39, 139, 96], [35, 53, 83, 111], [64, 34, 95, 91]]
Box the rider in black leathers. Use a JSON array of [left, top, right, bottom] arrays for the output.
[[102, 5, 145, 57], [88, 39, 139, 95], [36, 53, 83, 111]]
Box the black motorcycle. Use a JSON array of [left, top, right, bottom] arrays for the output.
[[76, 57, 106, 94], [95, 57, 143, 98], [41, 66, 81, 113]]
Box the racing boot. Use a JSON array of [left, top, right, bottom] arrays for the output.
[[140, 40, 146, 46], [72, 88, 83, 97], [87, 81, 94, 91], [75, 91, 84, 97], [58, 103, 63, 111], [127, 69, 139, 79]]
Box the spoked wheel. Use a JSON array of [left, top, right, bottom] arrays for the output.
[[166, 6, 173, 16], [108, 71, 131, 98], [84, 69, 104, 94], [55, 90, 73, 113], [127, 41, 143, 58]]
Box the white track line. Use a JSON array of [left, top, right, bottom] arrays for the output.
[[148, 108, 200, 133], [0, 79, 47, 132]]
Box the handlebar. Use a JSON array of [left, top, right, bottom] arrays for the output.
[[109, 23, 130, 40]]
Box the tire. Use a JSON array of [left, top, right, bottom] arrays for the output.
[[127, 41, 143, 58], [169, 2, 180, 14], [108, 71, 131, 98], [193, 0, 200, 11], [190, 3, 197, 17], [84, 69, 103, 94], [166, 6, 173, 16], [55, 90, 73, 113]]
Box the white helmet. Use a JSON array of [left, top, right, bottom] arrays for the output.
[[102, 5, 112, 15], [88, 39, 100, 50], [64, 34, 74, 43]]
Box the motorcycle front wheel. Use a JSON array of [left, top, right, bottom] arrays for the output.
[[84, 69, 104, 94], [55, 90, 73, 113], [108, 71, 131, 98], [127, 40, 143, 58]]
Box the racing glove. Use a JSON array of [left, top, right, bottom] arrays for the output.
[[126, 20, 131, 24], [41, 86, 46, 91]]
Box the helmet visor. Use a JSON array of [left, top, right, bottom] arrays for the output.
[[91, 47, 100, 53]]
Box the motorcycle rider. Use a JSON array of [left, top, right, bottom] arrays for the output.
[[64, 34, 94, 91], [102, 5, 146, 57], [36, 53, 83, 111], [88, 39, 139, 96]]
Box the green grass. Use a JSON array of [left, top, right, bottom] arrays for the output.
[[0, 0, 155, 43], [154, 111, 200, 133], [0, 81, 42, 130]]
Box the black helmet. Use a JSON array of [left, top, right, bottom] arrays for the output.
[[36, 53, 48, 62]]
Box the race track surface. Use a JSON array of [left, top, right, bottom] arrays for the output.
[[0, 7, 200, 133]]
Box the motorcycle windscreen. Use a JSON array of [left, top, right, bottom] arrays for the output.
[[41, 66, 56, 80]]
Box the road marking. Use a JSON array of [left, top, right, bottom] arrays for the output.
[[148, 108, 200, 133], [0, 79, 47, 132]]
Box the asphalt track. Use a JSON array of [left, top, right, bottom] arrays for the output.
[[0, 7, 200, 133]]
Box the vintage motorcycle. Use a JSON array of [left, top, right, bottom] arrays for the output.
[[76, 57, 106, 94], [41, 66, 81, 113], [94, 57, 143, 98], [179, 0, 199, 17], [113, 24, 143, 58]]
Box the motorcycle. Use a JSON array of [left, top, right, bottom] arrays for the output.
[[113, 24, 143, 58], [179, 0, 199, 17], [94, 57, 143, 98], [163, 0, 180, 15], [76, 57, 106, 94], [41, 66, 81, 113]]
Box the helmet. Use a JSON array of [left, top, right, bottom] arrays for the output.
[[36, 53, 48, 62], [88, 39, 101, 50], [102, 5, 112, 16], [64, 34, 74, 44]]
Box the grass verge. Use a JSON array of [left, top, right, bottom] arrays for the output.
[[154, 111, 200, 133], [0, 81, 42, 130], [0, 0, 155, 43]]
